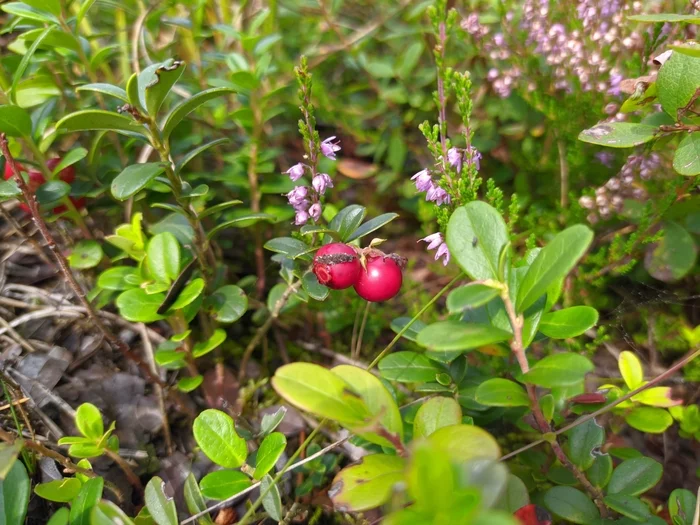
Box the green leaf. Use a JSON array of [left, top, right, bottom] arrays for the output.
[[628, 13, 700, 22], [167, 278, 205, 311], [0, 105, 32, 137], [177, 375, 203, 393], [206, 213, 276, 239], [607, 457, 663, 496], [193, 409, 247, 468], [75, 403, 103, 439], [138, 60, 185, 117], [329, 205, 366, 241], [673, 133, 700, 176], [76, 83, 128, 102], [144, 476, 178, 525], [147, 232, 180, 283], [523, 353, 594, 388], [389, 317, 427, 342], [111, 163, 166, 201], [544, 486, 599, 524], [604, 494, 651, 521], [645, 221, 697, 282], [416, 321, 512, 352], [76, 0, 97, 24], [668, 488, 697, 525], [97, 267, 139, 291], [1, 2, 58, 24], [56, 110, 144, 136], [263, 237, 310, 258], [23, 0, 60, 16], [260, 407, 287, 437], [11, 27, 52, 105], [587, 454, 613, 490], [428, 424, 501, 463], [0, 180, 21, 199], [619, 351, 644, 389], [51, 148, 87, 175], [176, 138, 229, 174], [446, 201, 510, 281], [116, 289, 165, 323], [539, 306, 598, 339], [329, 454, 405, 512], [69, 476, 103, 525], [516, 225, 593, 312], [271, 363, 371, 426], [405, 442, 454, 510], [578, 122, 658, 148], [204, 285, 248, 323], [0, 460, 30, 524], [378, 351, 442, 383], [346, 213, 399, 242], [447, 284, 500, 313], [46, 507, 69, 525], [625, 407, 674, 433], [35, 478, 82, 502], [90, 501, 136, 525], [475, 378, 530, 407], [499, 475, 530, 513], [301, 271, 329, 301], [192, 328, 226, 358], [199, 200, 243, 219], [0, 442, 22, 479], [657, 48, 700, 118], [567, 419, 605, 471], [36, 180, 70, 206], [670, 43, 700, 57], [413, 397, 462, 438], [254, 432, 287, 480], [199, 470, 251, 500], [183, 473, 214, 524], [161, 87, 236, 139], [68, 240, 103, 270], [331, 365, 403, 446], [260, 475, 283, 521]]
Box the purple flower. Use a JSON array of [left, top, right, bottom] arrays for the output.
[[468, 146, 482, 171], [595, 151, 615, 168], [419, 232, 444, 250], [294, 210, 309, 226], [309, 202, 322, 221], [435, 242, 450, 266], [411, 169, 433, 192], [285, 163, 306, 181], [286, 186, 308, 207], [426, 184, 450, 206], [312, 173, 333, 194], [447, 148, 462, 173], [320, 136, 341, 160]]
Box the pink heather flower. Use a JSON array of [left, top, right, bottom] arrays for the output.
[[469, 146, 482, 171], [286, 186, 308, 207], [312, 173, 333, 194], [419, 232, 444, 250], [285, 163, 306, 181], [426, 184, 450, 206], [447, 148, 462, 173], [294, 210, 309, 225], [435, 242, 450, 266], [309, 202, 322, 221], [411, 169, 432, 192], [320, 136, 341, 160]]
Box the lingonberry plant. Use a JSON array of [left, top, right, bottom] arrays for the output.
[[0, 0, 698, 524]]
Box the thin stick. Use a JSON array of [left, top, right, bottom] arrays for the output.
[[0, 205, 54, 267], [0, 135, 193, 417], [104, 449, 143, 494]]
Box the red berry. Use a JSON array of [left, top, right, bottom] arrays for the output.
[[514, 504, 552, 525], [312, 243, 361, 290], [45, 158, 76, 184], [353, 255, 403, 302]]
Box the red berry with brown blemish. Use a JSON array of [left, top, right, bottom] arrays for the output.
[[312, 243, 361, 290], [353, 254, 404, 302]]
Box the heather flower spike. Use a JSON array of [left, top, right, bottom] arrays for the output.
[[286, 163, 306, 181], [312, 173, 333, 194], [320, 136, 341, 160], [294, 209, 310, 225], [448, 147, 463, 173], [309, 202, 322, 221], [419, 233, 450, 266], [411, 169, 433, 193], [420, 232, 443, 251]]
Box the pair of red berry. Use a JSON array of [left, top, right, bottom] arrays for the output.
[[312, 243, 403, 302], [3, 158, 86, 214]]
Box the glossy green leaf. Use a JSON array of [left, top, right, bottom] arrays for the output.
[[587, 454, 613, 490], [204, 285, 247, 323], [35, 478, 82, 503], [301, 271, 329, 301], [674, 133, 700, 176], [608, 457, 663, 496], [523, 353, 594, 387], [111, 163, 166, 200], [161, 87, 236, 139], [668, 488, 697, 525], [428, 424, 501, 463], [539, 306, 599, 339], [406, 442, 455, 510], [1, 2, 58, 24], [97, 267, 139, 291], [207, 213, 276, 239], [183, 473, 214, 524], [193, 409, 247, 468], [389, 317, 427, 342], [544, 486, 599, 524], [416, 321, 511, 352], [90, 501, 136, 525], [46, 507, 69, 525], [657, 48, 700, 118], [475, 379, 530, 407], [516, 225, 593, 312], [567, 419, 604, 471], [56, 110, 144, 136], [378, 351, 442, 383], [11, 27, 51, 105], [499, 474, 530, 513], [69, 477, 103, 525], [329, 454, 405, 512], [199, 470, 251, 500], [144, 476, 177, 525], [625, 407, 674, 433], [0, 180, 21, 199], [75, 403, 103, 439], [578, 122, 658, 148], [176, 138, 229, 174], [76, 83, 128, 103], [272, 363, 371, 426], [138, 60, 185, 116], [446, 201, 510, 281], [260, 475, 283, 520], [413, 397, 462, 438], [645, 221, 697, 282], [116, 289, 165, 323], [0, 105, 32, 137], [447, 284, 500, 313], [36, 180, 70, 206], [147, 232, 180, 283], [22, 0, 60, 16], [346, 213, 399, 242], [263, 237, 310, 258], [0, 460, 30, 524], [260, 407, 287, 437], [0, 442, 22, 480], [329, 205, 366, 241], [192, 328, 226, 358], [603, 494, 651, 521], [167, 278, 205, 311], [68, 240, 103, 270], [254, 432, 286, 480], [177, 375, 203, 393], [619, 351, 644, 389]]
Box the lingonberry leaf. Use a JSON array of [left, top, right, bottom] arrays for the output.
[[413, 397, 462, 438], [111, 163, 167, 201], [183, 473, 214, 525], [193, 409, 247, 468], [607, 457, 663, 496], [34, 478, 82, 503], [378, 351, 442, 383], [161, 87, 236, 139], [254, 432, 287, 480], [475, 379, 530, 407], [144, 476, 178, 525], [329, 454, 405, 512], [0, 461, 30, 524], [199, 470, 251, 500], [543, 486, 599, 525], [69, 477, 103, 525], [539, 306, 599, 339]]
